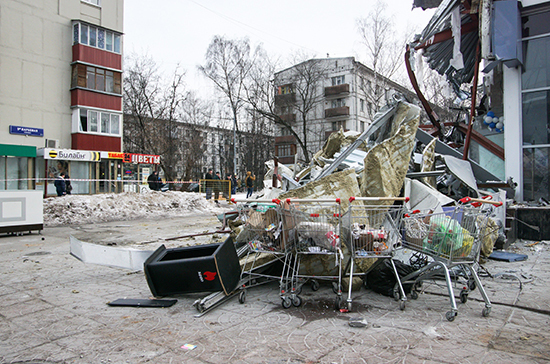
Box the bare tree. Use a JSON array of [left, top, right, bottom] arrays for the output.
[[123, 53, 187, 185], [245, 52, 326, 164], [179, 91, 212, 180], [356, 0, 410, 117], [198, 36, 258, 175]]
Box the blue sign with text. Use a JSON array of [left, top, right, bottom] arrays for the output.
[[9, 125, 44, 137]]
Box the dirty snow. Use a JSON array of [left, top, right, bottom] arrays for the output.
[[43, 191, 228, 226]]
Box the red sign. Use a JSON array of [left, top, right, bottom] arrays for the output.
[[123, 153, 161, 164]]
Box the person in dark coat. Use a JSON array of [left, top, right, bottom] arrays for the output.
[[230, 174, 237, 195], [205, 169, 214, 200], [245, 171, 256, 198], [54, 173, 66, 196], [148, 171, 159, 191]]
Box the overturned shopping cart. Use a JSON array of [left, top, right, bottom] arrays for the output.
[[400, 196, 502, 321]]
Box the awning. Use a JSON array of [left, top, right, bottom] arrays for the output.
[[0, 144, 37, 158]]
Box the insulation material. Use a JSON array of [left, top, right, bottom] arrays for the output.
[[280, 169, 360, 212], [449, 5, 465, 70], [421, 138, 437, 188], [360, 103, 421, 202]]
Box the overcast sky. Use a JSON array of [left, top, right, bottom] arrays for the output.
[[123, 0, 435, 97]]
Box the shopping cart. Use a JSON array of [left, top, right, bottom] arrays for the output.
[[341, 196, 410, 311], [285, 198, 344, 310], [400, 196, 502, 321], [230, 198, 296, 308]]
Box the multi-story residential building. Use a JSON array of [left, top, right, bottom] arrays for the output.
[[0, 0, 160, 196], [273, 57, 417, 164]]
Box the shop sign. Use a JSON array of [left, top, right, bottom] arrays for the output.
[[123, 153, 160, 164], [9, 125, 44, 137], [108, 152, 124, 159], [43, 148, 101, 162]]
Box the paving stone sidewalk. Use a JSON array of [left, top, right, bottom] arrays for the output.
[[1, 215, 549, 363]]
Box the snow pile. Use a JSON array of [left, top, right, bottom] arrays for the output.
[[44, 191, 225, 226]]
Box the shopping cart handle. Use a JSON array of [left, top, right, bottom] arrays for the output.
[[460, 196, 503, 207], [272, 198, 281, 205], [349, 196, 356, 203], [412, 209, 420, 214], [231, 198, 236, 204], [335, 198, 341, 204]]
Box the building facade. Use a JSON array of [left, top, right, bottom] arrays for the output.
[[273, 57, 417, 164], [0, 0, 160, 196]]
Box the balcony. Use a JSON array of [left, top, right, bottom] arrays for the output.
[[275, 135, 297, 144], [324, 84, 350, 97], [274, 93, 296, 107], [325, 106, 350, 118], [277, 113, 296, 123]]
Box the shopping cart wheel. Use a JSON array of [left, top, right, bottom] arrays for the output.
[[411, 290, 419, 300], [347, 301, 353, 311], [292, 296, 302, 307], [393, 287, 400, 301], [399, 300, 406, 311], [445, 311, 457, 322], [282, 297, 292, 309], [311, 280, 320, 291], [482, 307, 491, 317], [334, 295, 343, 310], [459, 290, 468, 304], [238, 290, 247, 304], [468, 278, 477, 291]]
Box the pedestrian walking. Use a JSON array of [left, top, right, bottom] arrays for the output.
[[245, 171, 256, 198]]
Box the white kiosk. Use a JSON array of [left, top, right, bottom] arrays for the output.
[[0, 191, 43, 235]]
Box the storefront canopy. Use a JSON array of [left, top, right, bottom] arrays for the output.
[[0, 144, 36, 158]]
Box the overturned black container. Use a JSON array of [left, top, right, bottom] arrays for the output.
[[144, 237, 240, 297]]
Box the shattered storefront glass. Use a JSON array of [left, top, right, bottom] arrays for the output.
[[523, 147, 550, 202]]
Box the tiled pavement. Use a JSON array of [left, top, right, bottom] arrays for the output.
[[1, 215, 549, 363]]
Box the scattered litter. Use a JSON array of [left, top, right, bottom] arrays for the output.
[[348, 317, 368, 328], [181, 344, 197, 350], [489, 251, 528, 262], [108, 298, 177, 308]]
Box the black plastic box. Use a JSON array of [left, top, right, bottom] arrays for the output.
[[144, 237, 240, 297]]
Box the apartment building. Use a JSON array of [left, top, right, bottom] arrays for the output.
[[0, 0, 161, 195], [273, 57, 416, 164]]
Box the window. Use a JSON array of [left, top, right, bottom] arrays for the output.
[[106, 31, 113, 51], [78, 109, 121, 136], [90, 111, 98, 132], [360, 99, 365, 112], [332, 121, 346, 131], [277, 145, 292, 157], [72, 64, 122, 94], [278, 84, 293, 95], [521, 8, 550, 200], [101, 112, 110, 134], [331, 98, 346, 108], [72, 21, 121, 54], [332, 75, 345, 86], [89, 26, 97, 47], [82, 0, 101, 6]]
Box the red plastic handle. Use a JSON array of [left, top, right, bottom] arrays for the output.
[[349, 196, 356, 203]]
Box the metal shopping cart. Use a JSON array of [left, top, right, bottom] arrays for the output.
[[230, 198, 297, 308], [285, 198, 344, 310], [341, 196, 409, 311], [400, 196, 502, 321]]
